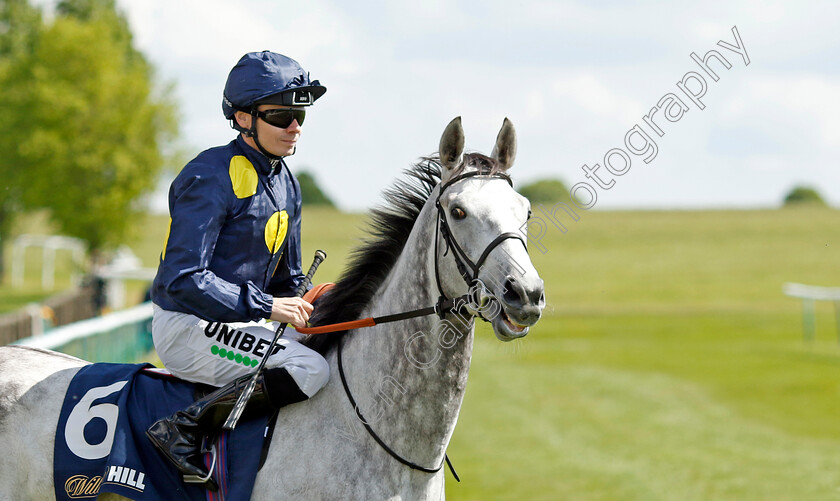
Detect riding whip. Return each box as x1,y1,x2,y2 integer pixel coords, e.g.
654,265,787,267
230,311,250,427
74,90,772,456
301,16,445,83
223,250,327,431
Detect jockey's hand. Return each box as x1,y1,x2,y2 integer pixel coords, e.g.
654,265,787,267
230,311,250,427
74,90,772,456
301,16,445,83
270,297,313,328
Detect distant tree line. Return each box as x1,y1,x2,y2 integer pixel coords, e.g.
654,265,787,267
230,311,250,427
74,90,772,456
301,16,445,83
296,170,335,207
783,186,826,207
0,0,177,277
517,179,831,209
517,179,570,205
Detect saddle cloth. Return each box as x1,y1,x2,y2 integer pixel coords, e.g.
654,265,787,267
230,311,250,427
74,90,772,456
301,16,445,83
54,363,269,501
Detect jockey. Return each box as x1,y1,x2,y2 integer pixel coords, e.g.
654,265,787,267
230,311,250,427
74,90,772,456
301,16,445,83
146,51,329,486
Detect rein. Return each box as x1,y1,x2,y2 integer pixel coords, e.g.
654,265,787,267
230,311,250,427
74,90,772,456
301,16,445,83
301,170,527,482
295,294,474,335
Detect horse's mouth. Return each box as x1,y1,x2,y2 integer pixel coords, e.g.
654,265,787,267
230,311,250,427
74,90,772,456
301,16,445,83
491,307,531,341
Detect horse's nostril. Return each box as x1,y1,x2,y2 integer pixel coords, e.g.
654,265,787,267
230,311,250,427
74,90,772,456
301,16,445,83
502,277,522,305
501,277,545,308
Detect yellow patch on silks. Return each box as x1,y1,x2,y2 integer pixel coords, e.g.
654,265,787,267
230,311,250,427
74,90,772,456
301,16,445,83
264,210,289,254
229,155,258,198
161,218,172,260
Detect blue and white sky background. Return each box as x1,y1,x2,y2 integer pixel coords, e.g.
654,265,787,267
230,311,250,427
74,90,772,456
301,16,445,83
109,0,839,212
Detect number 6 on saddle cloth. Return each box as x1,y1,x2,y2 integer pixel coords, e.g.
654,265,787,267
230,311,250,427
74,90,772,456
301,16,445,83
54,363,270,500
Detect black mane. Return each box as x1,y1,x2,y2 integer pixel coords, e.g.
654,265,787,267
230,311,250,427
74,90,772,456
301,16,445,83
303,153,500,355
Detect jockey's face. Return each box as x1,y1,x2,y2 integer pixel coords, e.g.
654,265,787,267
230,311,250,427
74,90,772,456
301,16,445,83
236,104,303,157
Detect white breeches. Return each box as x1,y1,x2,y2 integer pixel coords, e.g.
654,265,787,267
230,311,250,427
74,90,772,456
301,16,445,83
151,305,329,397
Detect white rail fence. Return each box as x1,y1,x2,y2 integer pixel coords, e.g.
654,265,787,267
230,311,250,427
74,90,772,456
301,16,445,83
783,282,840,342
14,302,154,363
12,234,86,289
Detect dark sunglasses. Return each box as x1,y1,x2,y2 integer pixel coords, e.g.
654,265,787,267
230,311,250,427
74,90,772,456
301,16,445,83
255,108,306,128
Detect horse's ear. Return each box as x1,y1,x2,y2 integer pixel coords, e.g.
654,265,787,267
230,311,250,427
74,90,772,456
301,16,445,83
491,118,517,171
439,116,465,172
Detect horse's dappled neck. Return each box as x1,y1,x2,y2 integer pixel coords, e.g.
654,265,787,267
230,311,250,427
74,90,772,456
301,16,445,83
303,159,441,355
304,154,501,356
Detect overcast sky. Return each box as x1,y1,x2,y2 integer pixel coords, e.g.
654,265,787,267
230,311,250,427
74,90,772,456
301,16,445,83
114,0,840,212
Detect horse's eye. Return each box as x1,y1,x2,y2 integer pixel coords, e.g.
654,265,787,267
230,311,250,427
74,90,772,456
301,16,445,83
451,207,467,220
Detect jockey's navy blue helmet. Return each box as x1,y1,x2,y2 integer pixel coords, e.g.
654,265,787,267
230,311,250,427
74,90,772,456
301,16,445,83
222,51,326,120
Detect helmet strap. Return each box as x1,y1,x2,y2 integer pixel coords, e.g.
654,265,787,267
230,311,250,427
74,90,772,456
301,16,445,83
229,115,252,136
230,108,295,161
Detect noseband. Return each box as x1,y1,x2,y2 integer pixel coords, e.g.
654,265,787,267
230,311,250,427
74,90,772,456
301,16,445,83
433,170,529,311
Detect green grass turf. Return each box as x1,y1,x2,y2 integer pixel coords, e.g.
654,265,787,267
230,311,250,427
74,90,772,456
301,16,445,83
6,204,840,499
446,207,840,500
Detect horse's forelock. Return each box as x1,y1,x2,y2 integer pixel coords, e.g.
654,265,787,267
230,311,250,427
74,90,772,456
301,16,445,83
461,152,502,175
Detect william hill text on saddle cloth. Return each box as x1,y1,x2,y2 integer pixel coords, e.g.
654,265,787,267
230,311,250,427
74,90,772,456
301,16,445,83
145,51,330,484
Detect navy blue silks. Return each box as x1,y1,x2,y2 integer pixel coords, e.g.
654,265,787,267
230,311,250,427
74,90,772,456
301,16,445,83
151,136,305,323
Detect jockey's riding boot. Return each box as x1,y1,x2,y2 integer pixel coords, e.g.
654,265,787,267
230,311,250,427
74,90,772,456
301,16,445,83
146,367,308,489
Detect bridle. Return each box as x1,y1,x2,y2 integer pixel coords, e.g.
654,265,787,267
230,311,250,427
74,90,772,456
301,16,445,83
336,168,529,482
433,170,528,313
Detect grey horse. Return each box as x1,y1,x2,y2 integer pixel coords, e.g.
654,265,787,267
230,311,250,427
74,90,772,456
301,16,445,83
0,117,545,500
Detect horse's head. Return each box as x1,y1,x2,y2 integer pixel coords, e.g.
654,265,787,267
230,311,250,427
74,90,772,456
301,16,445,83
435,117,545,341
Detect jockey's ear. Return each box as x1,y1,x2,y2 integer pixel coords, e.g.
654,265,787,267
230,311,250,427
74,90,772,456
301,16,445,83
491,118,516,171
439,116,465,173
